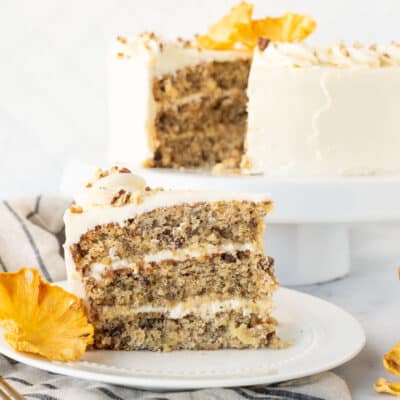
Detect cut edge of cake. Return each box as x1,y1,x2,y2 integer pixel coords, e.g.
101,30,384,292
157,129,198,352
63,166,282,351
108,33,252,170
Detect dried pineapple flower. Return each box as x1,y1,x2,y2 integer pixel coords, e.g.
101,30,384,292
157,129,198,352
196,1,316,51
0,268,93,361
374,343,400,396
384,343,400,377
374,379,400,396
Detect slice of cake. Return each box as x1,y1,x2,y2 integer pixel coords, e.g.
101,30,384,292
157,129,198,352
108,2,315,171
64,166,280,351
244,41,400,176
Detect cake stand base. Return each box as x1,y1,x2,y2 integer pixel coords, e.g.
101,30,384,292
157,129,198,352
267,223,350,286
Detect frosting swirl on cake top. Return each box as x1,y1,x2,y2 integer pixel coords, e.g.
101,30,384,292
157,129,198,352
257,41,400,68
74,167,148,210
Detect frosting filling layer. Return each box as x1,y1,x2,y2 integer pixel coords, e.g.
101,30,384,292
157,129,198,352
87,242,258,279
101,298,273,320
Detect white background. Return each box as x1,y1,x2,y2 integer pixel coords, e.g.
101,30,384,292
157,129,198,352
1,0,400,196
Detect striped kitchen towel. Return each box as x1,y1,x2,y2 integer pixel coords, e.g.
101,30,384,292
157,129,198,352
0,196,352,400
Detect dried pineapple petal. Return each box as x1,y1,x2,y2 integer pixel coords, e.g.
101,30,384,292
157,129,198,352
196,2,316,50
384,343,400,377
252,12,316,43
374,378,400,396
0,268,93,361
196,2,253,50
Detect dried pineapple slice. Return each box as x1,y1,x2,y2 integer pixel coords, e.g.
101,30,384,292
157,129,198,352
374,379,400,396
196,2,254,50
384,343,400,377
196,1,316,51
0,268,93,361
252,13,317,44
375,343,400,396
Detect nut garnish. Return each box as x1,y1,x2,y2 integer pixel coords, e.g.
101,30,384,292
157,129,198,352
117,35,127,44
258,38,270,51
110,189,131,206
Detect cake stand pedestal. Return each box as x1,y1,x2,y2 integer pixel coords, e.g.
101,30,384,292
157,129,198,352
61,162,400,286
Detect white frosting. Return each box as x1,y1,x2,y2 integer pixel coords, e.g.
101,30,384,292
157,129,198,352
64,170,271,284
144,243,256,263
377,42,400,65
113,33,251,76
133,298,271,319
107,34,251,166
84,243,257,281
65,169,270,244
65,189,270,245
75,173,145,209
104,298,273,320
258,42,318,68
258,42,400,68
246,49,400,176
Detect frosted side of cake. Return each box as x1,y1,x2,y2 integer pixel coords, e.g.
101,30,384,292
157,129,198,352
244,42,400,177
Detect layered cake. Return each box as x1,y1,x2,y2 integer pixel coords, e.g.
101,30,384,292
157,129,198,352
64,167,280,351
108,2,315,171
108,33,252,169
244,41,400,176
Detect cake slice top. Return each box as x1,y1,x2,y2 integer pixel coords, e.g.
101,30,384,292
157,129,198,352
112,32,251,77
255,41,400,69
64,166,272,244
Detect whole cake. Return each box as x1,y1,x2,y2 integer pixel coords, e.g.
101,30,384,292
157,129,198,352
244,41,400,176
64,167,280,351
108,2,400,177
108,2,315,172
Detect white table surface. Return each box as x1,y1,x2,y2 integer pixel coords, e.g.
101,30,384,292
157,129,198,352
299,267,398,400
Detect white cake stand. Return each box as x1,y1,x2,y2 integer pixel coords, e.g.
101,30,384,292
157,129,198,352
138,169,400,286
61,162,400,286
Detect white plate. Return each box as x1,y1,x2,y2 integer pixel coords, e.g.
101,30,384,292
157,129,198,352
0,282,365,390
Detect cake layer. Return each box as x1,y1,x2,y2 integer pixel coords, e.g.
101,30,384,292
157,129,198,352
152,92,247,167
153,59,250,102
155,92,247,131
91,310,279,351
245,42,400,176
151,66,248,168
82,251,276,308
152,123,245,168
70,200,268,272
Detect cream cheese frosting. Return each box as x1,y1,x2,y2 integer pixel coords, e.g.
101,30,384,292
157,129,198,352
86,243,258,280
103,298,273,320
257,41,400,68
113,32,251,76
245,43,400,177
64,167,272,289
64,167,271,243
75,172,146,209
